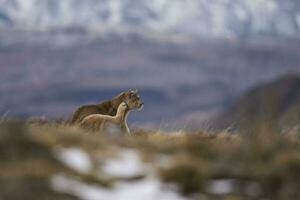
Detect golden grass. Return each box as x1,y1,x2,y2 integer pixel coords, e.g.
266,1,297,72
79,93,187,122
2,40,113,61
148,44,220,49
1,119,300,199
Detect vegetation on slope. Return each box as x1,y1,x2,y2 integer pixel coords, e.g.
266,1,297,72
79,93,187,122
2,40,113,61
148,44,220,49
0,119,300,200
217,74,300,132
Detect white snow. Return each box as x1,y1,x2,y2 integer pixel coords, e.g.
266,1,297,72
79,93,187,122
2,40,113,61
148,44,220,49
297,13,300,28
54,147,92,173
234,5,248,22
101,149,147,178
108,0,122,27
0,0,298,40
275,15,297,36
51,147,185,200
51,174,188,200
207,179,235,195
51,174,108,200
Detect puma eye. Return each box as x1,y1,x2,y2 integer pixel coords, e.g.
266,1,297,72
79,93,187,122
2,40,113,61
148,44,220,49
130,93,137,98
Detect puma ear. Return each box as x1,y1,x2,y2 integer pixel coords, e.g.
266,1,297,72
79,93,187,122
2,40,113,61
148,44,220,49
130,89,138,94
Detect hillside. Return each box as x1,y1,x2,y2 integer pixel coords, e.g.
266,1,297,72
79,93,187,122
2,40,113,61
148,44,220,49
217,74,300,131
1,120,300,200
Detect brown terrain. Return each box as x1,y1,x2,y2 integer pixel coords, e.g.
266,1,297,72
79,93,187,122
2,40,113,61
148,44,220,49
216,74,300,132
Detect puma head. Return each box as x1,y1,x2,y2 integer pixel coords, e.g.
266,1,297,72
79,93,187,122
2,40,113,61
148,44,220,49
123,89,144,110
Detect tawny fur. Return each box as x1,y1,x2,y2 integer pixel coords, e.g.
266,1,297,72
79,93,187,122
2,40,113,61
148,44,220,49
80,102,130,134
70,90,143,124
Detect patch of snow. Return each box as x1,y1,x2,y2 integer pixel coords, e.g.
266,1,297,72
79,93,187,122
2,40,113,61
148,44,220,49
243,0,278,33
0,0,299,41
51,174,108,200
101,149,147,178
54,147,92,173
108,0,122,27
112,178,187,200
234,6,248,22
154,155,172,168
207,179,235,195
275,15,296,36
51,174,188,200
297,13,300,28
210,2,231,37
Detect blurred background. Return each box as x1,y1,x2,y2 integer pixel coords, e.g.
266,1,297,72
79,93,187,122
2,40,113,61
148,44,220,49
2,1,300,200
0,0,300,129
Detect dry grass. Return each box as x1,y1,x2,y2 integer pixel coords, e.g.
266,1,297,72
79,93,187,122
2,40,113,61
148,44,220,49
1,119,300,199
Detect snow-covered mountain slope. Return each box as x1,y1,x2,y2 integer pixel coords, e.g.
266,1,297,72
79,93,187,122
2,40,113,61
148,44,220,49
0,0,300,40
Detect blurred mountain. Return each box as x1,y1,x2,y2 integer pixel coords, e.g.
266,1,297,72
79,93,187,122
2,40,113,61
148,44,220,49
216,74,300,131
1,0,300,43
0,39,299,128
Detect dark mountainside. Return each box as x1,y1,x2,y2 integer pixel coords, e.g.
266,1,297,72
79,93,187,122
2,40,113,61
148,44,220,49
216,74,300,131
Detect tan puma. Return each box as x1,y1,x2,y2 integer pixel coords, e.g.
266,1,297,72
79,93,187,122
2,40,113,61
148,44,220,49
80,101,136,135
70,90,143,124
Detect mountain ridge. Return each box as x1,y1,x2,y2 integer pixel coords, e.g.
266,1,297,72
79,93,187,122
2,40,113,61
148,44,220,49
1,0,300,43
